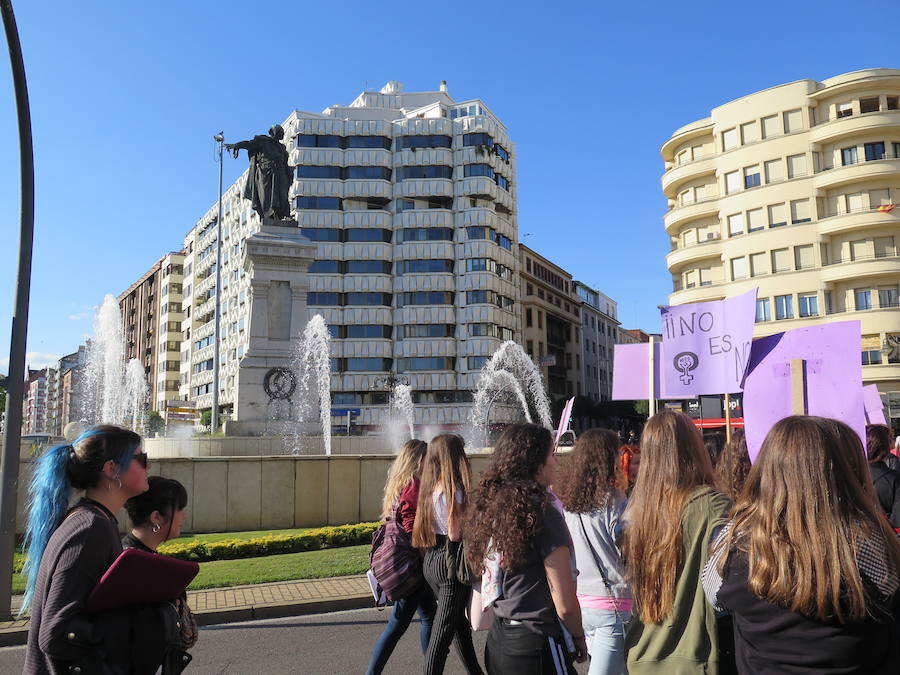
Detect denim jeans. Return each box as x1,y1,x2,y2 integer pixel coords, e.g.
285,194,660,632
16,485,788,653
581,607,630,675
365,582,436,675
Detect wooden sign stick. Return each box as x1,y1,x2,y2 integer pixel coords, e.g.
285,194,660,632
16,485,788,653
790,358,808,415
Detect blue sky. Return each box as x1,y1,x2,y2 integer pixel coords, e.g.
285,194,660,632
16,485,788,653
0,0,897,373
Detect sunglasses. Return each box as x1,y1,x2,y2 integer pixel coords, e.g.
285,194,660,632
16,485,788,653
133,452,149,469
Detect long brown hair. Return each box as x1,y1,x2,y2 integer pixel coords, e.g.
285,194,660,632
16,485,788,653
866,424,893,463
381,439,427,519
412,435,471,548
714,428,752,500
555,428,621,514
466,424,553,572
621,410,718,623
717,416,900,622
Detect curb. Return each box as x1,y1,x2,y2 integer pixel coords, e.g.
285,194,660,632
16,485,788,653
0,593,373,648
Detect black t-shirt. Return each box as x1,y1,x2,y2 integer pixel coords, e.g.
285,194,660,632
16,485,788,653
491,503,571,637
719,547,900,674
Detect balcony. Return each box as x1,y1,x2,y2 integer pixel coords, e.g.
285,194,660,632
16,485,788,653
663,198,719,235
809,109,900,144
821,253,900,283
813,155,900,191
342,179,392,200
661,155,716,199
817,204,900,235
666,238,723,270
394,178,453,200
669,283,727,305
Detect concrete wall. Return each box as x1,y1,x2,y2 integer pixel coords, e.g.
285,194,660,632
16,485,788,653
143,435,405,458
13,453,494,534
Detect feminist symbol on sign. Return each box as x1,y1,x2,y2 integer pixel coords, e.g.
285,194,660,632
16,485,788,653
674,351,699,385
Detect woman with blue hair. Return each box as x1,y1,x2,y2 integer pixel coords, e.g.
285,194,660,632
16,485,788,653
22,424,150,674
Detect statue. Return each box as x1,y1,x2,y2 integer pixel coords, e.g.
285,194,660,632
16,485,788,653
226,124,293,221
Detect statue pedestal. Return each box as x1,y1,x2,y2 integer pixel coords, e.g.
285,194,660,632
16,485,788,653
226,220,317,436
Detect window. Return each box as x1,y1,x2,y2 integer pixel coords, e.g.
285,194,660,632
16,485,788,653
771,248,790,272
784,109,803,132
798,293,818,317
345,166,392,180
775,294,794,320
427,197,453,210
296,134,342,147
840,146,858,166
465,290,513,309
727,213,744,237
875,236,895,258
836,102,853,119
768,203,787,227
344,358,392,372
730,257,747,280
400,291,454,306
855,289,873,310
463,133,494,147
468,356,489,370
888,97,900,110
850,239,868,260
790,199,811,224
346,135,391,149
761,115,780,138
463,164,494,179
346,260,392,274
398,259,453,274
870,189,891,210
295,197,341,210
468,324,514,340
682,229,697,246
398,135,452,150
722,128,739,151
847,192,866,213
345,229,392,243
862,349,882,366
750,252,768,276
879,286,899,308
398,227,454,242
895,142,900,159
396,165,452,180
397,357,454,371
526,308,533,327
307,292,341,306
744,165,761,188
865,141,886,161
398,324,454,338
794,244,815,269
679,189,694,206
747,208,765,232
755,298,770,322
496,174,510,191
297,165,341,179
764,159,783,183
860,97,880,113
308,260,340,273
725,171,741,194
345,325,392,339
786,154,807,178
740,121,759,144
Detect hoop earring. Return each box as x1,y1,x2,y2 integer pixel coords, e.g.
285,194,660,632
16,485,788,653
151,523,161,534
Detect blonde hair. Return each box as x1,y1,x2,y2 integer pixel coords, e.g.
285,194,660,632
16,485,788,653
717,416,900,622
412,435,471,549
381,440,427,519
621,410,718,623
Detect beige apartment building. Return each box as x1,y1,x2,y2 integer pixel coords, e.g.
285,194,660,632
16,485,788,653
662,68,900,422
519,244,582,400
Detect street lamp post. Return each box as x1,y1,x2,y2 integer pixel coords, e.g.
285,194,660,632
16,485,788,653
210,133,224,434
0,0,34,619
372,372,409,392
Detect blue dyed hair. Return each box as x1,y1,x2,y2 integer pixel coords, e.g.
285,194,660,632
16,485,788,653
21,425,141,614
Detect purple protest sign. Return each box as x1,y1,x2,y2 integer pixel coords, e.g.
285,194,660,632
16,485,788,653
611,342,679,400
555,397,575,445
742,321,864,461
659,289,757,397
863,384,887,425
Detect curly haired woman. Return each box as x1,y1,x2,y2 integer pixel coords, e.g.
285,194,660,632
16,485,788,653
467,423,587,674
556,429,630,675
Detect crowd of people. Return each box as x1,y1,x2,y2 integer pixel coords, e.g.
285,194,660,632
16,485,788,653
370,414,900,674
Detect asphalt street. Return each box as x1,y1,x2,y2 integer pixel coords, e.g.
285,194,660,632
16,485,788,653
0,607,591,674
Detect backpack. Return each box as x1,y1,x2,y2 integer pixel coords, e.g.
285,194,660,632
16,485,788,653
369,505,423,601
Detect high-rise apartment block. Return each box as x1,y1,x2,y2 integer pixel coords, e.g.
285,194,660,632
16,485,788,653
179,81,519,429
662,68,900,423
23,368,47,435
572,281,619,402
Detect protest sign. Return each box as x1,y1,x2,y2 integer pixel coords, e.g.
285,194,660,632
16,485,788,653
659,288,757,397
555,397,575,445
742,321,864,461
611,342,679,400
863,384,887,424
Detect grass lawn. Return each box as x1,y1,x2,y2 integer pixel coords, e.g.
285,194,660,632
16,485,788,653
11,544,371,596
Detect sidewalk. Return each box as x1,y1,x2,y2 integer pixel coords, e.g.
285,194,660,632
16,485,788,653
0,574,372,647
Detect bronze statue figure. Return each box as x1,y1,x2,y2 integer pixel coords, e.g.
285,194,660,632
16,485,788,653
226,124,293,221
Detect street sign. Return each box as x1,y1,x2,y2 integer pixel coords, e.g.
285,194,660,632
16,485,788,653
331,408,361,416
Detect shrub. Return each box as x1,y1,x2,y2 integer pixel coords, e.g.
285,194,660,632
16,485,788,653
157,522,381,563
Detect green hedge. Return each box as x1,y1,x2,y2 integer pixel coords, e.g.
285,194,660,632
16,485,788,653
156,522,380,563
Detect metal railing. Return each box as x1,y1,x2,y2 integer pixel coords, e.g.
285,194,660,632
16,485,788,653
815,151,900,173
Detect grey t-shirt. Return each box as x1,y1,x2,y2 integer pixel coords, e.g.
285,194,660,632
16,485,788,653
492,503,570,637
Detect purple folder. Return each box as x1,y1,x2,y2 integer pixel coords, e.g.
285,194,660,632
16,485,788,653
86,547,199,613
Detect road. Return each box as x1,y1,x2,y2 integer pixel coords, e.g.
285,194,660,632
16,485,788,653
0,607,591,673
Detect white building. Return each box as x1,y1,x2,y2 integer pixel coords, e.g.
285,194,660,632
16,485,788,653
179,81,519,432
572,282,619,401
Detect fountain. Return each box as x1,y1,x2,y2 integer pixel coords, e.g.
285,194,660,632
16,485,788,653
285,314,332,454
80,294,149,430
383,383,415,451
468,340,552,448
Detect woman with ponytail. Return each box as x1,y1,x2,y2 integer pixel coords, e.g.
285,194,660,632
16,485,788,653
23,424,150,675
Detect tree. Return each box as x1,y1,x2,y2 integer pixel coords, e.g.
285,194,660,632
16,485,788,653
199,410,212,431
146,410,165,436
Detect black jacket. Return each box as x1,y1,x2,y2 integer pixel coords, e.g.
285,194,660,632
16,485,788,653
871,462,900,529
